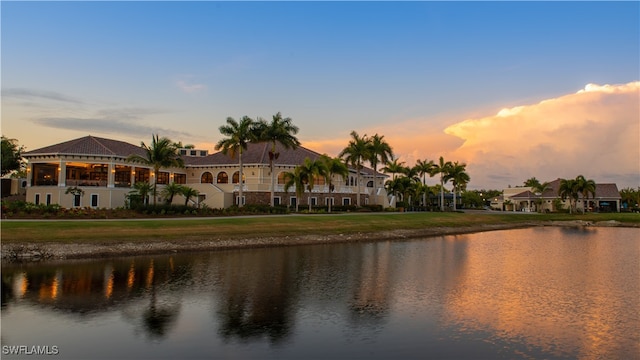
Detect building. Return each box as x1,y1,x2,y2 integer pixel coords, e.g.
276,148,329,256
497,179,621,213
22,135,389,209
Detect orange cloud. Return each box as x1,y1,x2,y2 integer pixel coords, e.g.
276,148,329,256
444,81,640,189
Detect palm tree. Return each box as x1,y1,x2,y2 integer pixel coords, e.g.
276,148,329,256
161,182,184,205
414,159,435,206
215,116,257,208
181,186,199,207
430,156,453,211
558,178,579,214
130,181,153,207
524,177,541,188
127,134,185,206
381,158,406,180
531,181,551,212
254,112,300,207
443,162,470,211
296,157,328,212
575,175,596,213
283,167,305,212
367,134,393,204
320,155,349,213
339,131,370,207
385,176,415,208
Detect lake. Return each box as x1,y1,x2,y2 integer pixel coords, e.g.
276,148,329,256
1,227,638,359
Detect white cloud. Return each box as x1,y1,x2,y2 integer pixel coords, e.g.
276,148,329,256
444,81,640,189
176,80,207,93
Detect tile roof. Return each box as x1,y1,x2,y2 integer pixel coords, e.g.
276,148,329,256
23,136,146,158
511,178,620,199
185,142,382,175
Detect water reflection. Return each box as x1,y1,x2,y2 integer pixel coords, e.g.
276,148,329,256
1,227,638,359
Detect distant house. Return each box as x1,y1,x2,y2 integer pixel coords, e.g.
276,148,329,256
498,178,621,213
22,135,388,209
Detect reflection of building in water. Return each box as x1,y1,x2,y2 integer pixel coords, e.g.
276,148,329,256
350,242,392,316
2,256,192,316
442,229,639,359
212,249,296,344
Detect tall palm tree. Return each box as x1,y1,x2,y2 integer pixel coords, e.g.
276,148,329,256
443,162,470,211
296,157,328,212
339,131,370,207
381,158,406,180
415,159,435,206
367,134,393,204
558,178,579,214
575,175,596,213
320,154,349,213
283,167,305,212
430,156,453,211
215,116,257,208
127,134,184,206
254,112,300,207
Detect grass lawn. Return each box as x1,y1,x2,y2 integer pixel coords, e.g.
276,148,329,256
2,212,638,244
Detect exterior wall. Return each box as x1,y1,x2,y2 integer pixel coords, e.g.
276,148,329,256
26,187,130,208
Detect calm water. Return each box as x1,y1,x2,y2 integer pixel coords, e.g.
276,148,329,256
1,227,638,359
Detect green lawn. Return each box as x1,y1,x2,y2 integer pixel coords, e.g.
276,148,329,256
2,212,638,244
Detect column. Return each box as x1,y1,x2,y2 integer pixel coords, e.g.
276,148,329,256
130,168,136,188
108,163,115,188
58,161,67,187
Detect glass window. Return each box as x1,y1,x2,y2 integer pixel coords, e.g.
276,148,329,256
174,174,187,184
157,172,170,185
91,194,99,207
201,172,213,184
216,172,228,184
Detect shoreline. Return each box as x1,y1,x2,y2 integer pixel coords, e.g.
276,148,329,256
2,220,635,262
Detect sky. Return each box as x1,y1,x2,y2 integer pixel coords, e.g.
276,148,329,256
2,1,639,190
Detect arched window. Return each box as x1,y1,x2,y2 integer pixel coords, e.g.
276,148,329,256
366,180,374,188
232,171,246,184
201,172,213,184
277,172,287,185
217,172,229,184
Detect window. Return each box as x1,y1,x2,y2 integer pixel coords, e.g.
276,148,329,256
290,197,297,207
34,194,40,205
343,198,351,206
310,197,318,206
46,194,52,206
201,172,213,184
91,194,99,207
277,172,287,184
232,171,245,184
367,180,374,188
216,172,228,184
236,196,245,205
325,197,334,206
134,168,150,183
73,194,81,207
157,172,170,185
180,149,187,156
174,173,187,184
200,151,207,157
190,150,197,156
274,196,281,206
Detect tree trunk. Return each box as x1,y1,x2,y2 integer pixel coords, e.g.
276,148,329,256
238,150,243,207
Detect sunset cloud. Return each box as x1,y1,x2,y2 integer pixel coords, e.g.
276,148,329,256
444,81,640,189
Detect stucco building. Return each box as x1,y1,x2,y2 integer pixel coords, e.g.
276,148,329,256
23,135,388,209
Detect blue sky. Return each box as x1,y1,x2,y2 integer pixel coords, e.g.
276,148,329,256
2,1,639,189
